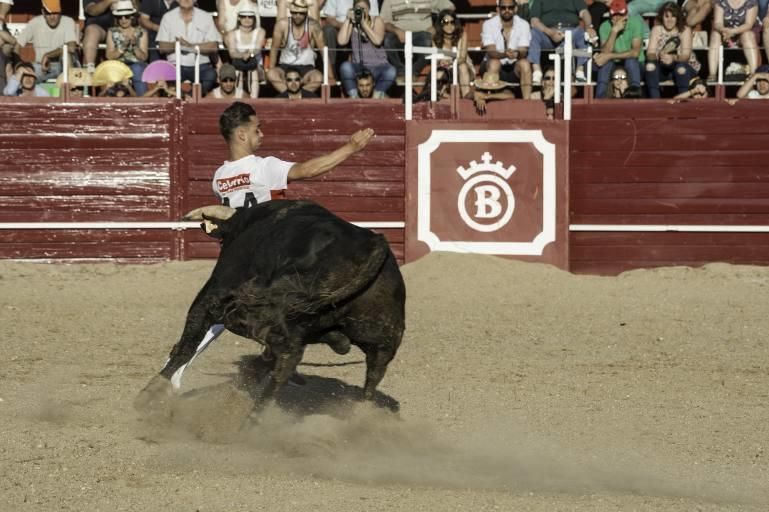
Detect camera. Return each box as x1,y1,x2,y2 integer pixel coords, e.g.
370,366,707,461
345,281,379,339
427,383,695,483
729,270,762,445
353,7,363,24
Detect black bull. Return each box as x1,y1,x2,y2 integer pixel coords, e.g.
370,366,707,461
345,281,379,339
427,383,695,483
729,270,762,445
135,200,406,412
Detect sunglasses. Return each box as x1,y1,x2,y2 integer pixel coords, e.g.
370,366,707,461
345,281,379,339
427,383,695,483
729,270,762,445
221,77,236,82
238,15,256,19
612,74,628,80
499,5,515,10
543,75,555,80
116,14,134,19
286,77,301,82
441,18,455,24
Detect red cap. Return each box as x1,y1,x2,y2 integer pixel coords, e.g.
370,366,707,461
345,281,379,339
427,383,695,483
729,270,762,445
609,0,628,15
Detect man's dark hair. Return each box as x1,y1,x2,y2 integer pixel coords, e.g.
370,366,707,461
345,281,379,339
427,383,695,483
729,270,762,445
219,101,256,143
356,68,373,81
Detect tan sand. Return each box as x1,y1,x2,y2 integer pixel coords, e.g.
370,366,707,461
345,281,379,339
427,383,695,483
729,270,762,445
1,253,767,511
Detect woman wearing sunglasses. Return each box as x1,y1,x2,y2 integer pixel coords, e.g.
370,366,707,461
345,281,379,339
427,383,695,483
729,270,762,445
428,9,474,98
225,7,266,98
106,0,148,95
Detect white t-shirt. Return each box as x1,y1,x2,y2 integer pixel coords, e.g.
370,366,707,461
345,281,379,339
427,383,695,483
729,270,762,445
157,7,222,66
747,90,769,99
211,86,245,98
212,154,294,207
480,14,530,65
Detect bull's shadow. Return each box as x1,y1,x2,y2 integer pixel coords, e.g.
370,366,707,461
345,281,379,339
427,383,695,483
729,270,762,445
179,354,400,419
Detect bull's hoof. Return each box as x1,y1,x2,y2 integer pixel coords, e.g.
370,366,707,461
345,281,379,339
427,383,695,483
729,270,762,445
134,374,174,413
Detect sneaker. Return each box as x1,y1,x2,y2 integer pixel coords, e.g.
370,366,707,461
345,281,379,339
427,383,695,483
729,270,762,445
575,67,587,82
532,69,542,85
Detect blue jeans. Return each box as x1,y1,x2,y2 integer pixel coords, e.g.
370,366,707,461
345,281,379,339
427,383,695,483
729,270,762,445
384,30,432,76
340,61,397,96
529,27,588,69
644,61,696,98
180,63,217,96
128,61,148,96
596,58,641,97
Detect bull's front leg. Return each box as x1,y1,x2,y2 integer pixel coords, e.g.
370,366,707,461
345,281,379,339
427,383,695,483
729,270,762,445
134,295,222,412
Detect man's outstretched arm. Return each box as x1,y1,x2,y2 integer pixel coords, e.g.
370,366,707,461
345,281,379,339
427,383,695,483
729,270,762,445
287,128,375,181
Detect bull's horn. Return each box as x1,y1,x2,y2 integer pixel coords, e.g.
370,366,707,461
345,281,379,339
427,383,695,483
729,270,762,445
183,205,236,221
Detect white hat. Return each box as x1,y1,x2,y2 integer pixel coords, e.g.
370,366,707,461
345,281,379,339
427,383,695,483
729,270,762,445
238,7,258,16
112,0,137,16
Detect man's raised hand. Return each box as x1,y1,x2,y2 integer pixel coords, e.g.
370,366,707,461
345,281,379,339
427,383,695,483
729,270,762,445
349,128,375,151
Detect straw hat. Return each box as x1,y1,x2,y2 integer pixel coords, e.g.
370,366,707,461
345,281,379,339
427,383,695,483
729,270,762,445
112,0,137,16
289,0,311,13
474,72,511,91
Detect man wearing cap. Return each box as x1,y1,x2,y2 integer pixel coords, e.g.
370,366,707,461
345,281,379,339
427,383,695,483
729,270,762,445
529,0,597,85
210,63,246,98
267,0,325,94
593,0,644,98
139,0,178,62
736,65,769,99
156,0,222,95
13,0,79,82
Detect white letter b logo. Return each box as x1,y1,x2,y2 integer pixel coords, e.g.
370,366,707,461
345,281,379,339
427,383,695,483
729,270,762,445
473,185,502,218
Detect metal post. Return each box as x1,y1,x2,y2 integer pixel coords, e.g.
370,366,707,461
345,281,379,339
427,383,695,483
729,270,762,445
430,54,438,102
452,46,458,86
405,31,413,121
62,44,69,85
323,46,329,85
718,44,724,84
551,53,561,105
194,46,200,85
564,30,572,121
175,41,182,99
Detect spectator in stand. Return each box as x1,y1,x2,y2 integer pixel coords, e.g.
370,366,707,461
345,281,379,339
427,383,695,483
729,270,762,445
480,0,532,99
139,0,178,62
277,66,318,97
529,0,597,85
529,66,556,118
143,78,176,96
106,0,149,96
0,20,16,95
673,75,709,99
428,9,473,98
736,64,769,98
3,61,50,96
337,0,395,98
593,0,644,98
380,0,455,80
217,0,259,34
224,6,265,98
645,2,699,98
321,0,380,81
13,0,79,82
84,0,120,72
352,68,376,97
472,71,515,115
210,62,246,97
707,0,759,81
156,0,221,96
607,64,629,97
0,0,12,24
267,0,325,95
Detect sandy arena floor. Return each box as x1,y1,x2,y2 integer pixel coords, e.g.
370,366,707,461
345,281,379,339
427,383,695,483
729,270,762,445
1,253,768,511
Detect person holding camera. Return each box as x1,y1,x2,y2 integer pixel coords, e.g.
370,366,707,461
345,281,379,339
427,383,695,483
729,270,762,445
321,0,380,81
337,0,395,98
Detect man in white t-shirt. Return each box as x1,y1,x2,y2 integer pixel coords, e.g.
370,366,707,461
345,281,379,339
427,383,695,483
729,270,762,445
480,0,533,99
213,101,374,208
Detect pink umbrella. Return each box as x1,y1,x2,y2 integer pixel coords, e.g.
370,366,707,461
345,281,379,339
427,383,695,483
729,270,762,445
142,60,177,83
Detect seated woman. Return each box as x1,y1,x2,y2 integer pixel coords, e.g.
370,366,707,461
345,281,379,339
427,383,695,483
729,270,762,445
224,7,266,98
608,65,630,98
645,2,700,97
707,0,759,80
336,0,395,99
530,67,555,119
105,1,148,96
428,10,474,98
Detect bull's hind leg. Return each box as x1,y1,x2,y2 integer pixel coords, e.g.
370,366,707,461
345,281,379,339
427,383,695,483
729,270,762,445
247,341,306,419
361,343,398,401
